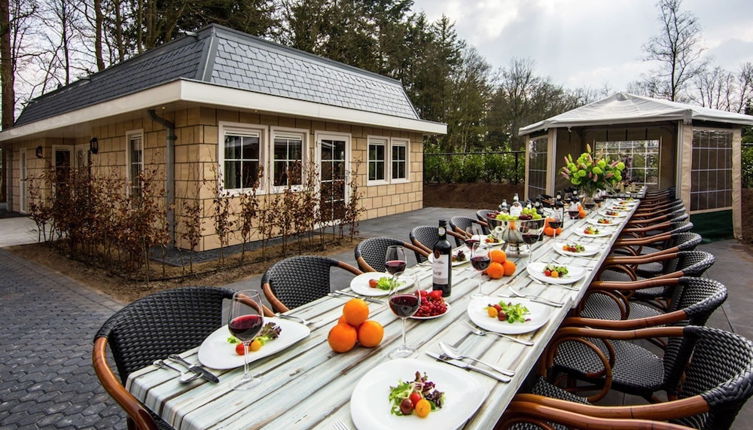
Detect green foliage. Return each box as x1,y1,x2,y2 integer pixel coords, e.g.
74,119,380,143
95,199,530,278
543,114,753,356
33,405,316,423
743,145,753,189
423,151,524,184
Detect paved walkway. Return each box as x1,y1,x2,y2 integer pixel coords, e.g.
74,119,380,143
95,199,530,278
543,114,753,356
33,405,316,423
1,207,752,428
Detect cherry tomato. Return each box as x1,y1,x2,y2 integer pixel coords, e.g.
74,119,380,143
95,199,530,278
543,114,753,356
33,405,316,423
368,279,378,288
409,391,422,406
487,306,498,318
544,269,552,277
235,343,246,355
551,271,560,278
415,399,431,418
249,339,262,351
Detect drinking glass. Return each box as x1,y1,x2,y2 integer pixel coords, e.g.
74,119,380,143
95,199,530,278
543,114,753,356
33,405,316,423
228,290,264,390
470,242,491,297
520,218,545,267
385,245,407,285
388,274,419,358
567,202,580,221
548,211,563,242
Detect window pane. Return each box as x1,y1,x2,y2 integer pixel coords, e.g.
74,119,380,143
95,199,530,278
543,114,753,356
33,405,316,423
225,160,241,189
274,139,288,159
225,136,242,159
273,160,287,186
242,136,259,160
321,140,333,160
241,160,259,188
690,129,733,210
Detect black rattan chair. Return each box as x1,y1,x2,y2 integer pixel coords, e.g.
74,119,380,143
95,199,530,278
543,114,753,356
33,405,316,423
92,286,271,430
477,209,496,224
262,256,362,313
354,237,428,273
449,216,490,241
514,325,753,430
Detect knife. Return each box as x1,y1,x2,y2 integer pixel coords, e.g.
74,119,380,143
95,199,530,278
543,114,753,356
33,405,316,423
425,352,510,383
328,291,382,304
168,355,220,383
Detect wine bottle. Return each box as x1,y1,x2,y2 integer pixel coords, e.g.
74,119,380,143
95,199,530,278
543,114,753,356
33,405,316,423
510,193,522,217
432,220,452,297
499,199,509,214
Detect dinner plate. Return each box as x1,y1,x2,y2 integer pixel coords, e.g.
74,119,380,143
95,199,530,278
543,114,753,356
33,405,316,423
551,241,600,257
429,253,469,267
526,261,586,285
587,218,617,226
411,304,452,320
197,317,310,369
574,227,614,238
350,358,487,430
473,234,504,247
467,296,552,334
600,210,628,218
350,272,414,297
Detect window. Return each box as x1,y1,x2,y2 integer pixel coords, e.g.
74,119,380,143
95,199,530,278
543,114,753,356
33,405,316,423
127,131,143,195
527,136,547,198
368,137,387,183
594,140,660,185
223,129,261,191
391,139,408,181
272,133,304,187
690,129,732,211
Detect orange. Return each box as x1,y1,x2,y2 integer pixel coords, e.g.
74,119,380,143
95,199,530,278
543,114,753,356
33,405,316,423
556,227,563,235
328,323,357,353
489,249,507,264
486,262,504,279
502,260,516,276
543,226,554,236
342,298,369,326
338,315,348,325
357,320,384,347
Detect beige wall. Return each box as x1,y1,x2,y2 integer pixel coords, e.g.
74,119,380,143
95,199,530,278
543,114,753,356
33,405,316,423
8,106,425,251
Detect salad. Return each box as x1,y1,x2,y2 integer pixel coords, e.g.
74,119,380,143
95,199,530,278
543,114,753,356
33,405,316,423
543,264,569,278
389,371,445,418
369,276,404,291
583,226,600,235
485,301,530,323
562,243,585,253
596,218,612,225
604,210,620,216
228,322,282,354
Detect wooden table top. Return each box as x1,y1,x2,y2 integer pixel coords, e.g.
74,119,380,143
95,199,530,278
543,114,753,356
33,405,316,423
126,199,638,430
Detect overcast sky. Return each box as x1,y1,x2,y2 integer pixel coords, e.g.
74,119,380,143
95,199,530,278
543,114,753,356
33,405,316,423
411,0,753,91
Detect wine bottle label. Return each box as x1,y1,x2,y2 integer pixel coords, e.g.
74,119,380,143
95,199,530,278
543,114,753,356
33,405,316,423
510,206,522,217
438,227,446,235
432,254,449,284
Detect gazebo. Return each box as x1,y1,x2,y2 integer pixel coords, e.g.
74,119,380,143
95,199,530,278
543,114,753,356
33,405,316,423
519,92,753,240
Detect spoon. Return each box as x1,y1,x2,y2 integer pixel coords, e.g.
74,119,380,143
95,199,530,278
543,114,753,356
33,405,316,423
153,359,200,383
438,342,515,376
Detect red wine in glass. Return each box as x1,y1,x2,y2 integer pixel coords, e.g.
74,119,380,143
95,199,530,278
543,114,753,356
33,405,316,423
521,233,539,245
229,315,263,342
567,209,580,219
389,294,419,318
470,255,490,271
385,260,407,275
464,238,479,248
548,220,563,229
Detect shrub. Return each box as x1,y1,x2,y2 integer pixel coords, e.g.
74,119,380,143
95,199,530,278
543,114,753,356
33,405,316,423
743,145,753,189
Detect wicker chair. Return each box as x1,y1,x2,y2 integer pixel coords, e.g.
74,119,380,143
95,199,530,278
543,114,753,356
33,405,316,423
262,256,362,313
92,286,273,430
508,325,753,430
477,209,496,224
354,237,428,273
554,277,727,402
612,221,694,256
449,215,490,240
409,225,464,263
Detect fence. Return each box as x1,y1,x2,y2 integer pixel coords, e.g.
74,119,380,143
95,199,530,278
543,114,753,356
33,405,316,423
423,151,525,184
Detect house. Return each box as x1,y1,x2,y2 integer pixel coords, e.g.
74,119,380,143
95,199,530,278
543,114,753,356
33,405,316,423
0,24,446,251
519,92,753,240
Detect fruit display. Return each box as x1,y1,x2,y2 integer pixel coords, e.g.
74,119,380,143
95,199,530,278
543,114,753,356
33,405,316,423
327,299,384,352
562,243,585,253
485,301,530,323
414,290,448,317
389,371,445,417
228,322,282,355
543,264,569,278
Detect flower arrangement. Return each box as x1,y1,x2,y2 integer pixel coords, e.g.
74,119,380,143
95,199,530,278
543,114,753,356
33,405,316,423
560,145,626,194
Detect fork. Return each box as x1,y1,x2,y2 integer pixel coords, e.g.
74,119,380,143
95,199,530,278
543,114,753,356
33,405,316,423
276,312,312,326
464,321,534,346
505,286,564,307
332,419,350,430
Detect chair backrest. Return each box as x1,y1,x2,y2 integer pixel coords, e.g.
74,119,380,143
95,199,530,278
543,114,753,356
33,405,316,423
94,286,232,383
668,221,694,235
664,250,715,279
410,225,439,263
670,232,703,252
450,215,490,238
477,210,496,223
355,237,409,272
262,256,343,310
668,326,753,430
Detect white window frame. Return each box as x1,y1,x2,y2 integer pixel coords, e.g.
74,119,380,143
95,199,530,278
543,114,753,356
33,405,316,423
390,138,409,183
367,135,389,186
218,121,267,195
315,131,352,225
269,126,308,193
593,138,661,186
125,129,144,195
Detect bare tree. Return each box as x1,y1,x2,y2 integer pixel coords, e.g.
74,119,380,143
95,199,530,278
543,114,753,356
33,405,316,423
692,65,734,110
640,0,705,101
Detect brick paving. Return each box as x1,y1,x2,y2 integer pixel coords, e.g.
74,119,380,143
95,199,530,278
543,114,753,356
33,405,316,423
0,249,125,429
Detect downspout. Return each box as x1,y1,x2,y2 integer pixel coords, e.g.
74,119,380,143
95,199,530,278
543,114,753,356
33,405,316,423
148,109,176,247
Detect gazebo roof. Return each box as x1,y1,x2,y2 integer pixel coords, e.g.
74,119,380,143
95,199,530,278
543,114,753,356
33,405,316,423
519,92,753,135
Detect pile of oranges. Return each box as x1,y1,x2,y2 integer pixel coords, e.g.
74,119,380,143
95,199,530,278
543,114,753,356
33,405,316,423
543,217,564,237
485,249,516,279
327,298,384,353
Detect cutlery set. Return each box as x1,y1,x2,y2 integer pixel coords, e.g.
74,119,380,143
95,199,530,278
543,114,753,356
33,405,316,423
156,355,220,384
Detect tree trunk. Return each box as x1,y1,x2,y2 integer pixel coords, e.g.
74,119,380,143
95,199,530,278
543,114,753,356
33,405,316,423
0,0,14,129
94,0,104,71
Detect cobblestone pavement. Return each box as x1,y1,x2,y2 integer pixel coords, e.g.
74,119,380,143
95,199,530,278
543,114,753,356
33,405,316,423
0,249,125,429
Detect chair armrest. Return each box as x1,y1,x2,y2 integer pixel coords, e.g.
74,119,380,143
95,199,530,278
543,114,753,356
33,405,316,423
92,337,160,430
337,261,363,276
590,278,679,292
563,309,689,330
605,251,678,265
262,282,289,313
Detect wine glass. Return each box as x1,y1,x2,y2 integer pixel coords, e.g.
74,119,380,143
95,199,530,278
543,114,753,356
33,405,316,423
548,210,563,242
566,202,580,221
470,242,491,297
520,219,545,267
385,245,407,287
464,224,483,250
228,290,264,390
387,245,418,359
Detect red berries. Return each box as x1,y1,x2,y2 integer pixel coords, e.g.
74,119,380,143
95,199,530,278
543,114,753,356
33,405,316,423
414,291,448,317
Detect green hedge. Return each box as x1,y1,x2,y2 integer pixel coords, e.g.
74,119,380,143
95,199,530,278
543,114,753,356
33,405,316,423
743,145,753,188
424,153,524,183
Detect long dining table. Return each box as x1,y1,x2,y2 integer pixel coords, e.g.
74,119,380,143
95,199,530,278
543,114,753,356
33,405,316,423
126,198,640,430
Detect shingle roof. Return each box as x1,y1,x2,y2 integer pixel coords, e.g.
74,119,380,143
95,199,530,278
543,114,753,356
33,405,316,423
14,24,419,127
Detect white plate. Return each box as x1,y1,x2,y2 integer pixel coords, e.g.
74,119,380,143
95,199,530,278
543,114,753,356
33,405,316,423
574,227,613,238
350,272,414,297
467,296,552,334
411,304,452,320
429,253,469,267
350,358,487,430
587,218,617,226
526,262,586,285
474,234,504,247
551,241,600,257
600,210,628,218
197,317,310,370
